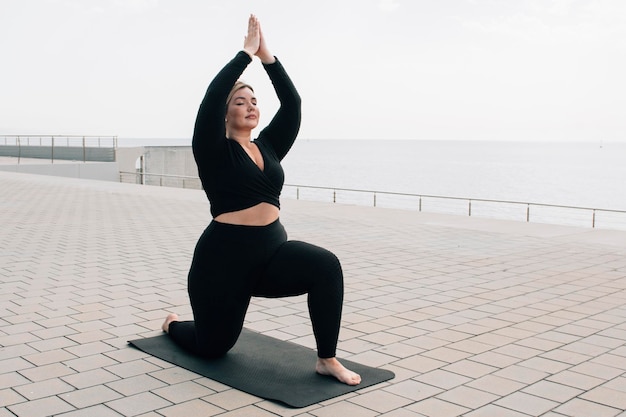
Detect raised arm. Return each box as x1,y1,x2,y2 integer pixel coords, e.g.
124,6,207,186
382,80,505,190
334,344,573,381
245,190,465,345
192,52,251,155
258,59,302,160
255,21,301,160
192,15,261,156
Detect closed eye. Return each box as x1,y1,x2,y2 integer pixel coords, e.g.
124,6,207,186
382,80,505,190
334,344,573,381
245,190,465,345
234,100,257,106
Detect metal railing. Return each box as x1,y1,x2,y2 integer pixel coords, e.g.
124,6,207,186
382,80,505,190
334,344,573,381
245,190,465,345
119,171,202,189
285,184,626,229
0,135,118,163
118,171,626,230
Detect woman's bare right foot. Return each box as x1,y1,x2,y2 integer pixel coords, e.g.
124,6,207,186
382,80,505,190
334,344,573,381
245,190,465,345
316,357,361,386
161,313,179,333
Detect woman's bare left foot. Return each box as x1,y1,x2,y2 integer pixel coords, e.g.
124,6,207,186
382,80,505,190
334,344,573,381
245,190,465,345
316,357,361,386
161,313,179,333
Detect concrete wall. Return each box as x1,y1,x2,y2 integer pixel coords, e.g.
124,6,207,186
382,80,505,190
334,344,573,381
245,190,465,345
0,161,119,181
0,145,199,187
142,146,201,189
0,145,115,162
115,147,146,184
143,146,197,176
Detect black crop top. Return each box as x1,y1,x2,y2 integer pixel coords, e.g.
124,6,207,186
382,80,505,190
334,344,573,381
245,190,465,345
192,51,301,218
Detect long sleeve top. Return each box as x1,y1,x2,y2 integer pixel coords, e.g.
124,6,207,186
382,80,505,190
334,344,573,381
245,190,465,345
192,51,301,218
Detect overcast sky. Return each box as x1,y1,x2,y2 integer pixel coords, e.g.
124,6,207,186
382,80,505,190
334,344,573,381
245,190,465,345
1,0,624,142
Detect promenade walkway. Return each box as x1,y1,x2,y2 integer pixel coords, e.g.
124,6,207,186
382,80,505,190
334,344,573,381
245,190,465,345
1,170,625,417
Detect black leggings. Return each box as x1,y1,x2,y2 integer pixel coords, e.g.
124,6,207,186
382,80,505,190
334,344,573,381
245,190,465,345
168,219,344,358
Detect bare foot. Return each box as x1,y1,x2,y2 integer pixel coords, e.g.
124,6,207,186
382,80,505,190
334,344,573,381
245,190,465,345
316,357,361,386
161,313,179,333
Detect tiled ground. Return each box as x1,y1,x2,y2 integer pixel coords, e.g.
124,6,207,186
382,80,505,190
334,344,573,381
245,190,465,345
1,170,626,417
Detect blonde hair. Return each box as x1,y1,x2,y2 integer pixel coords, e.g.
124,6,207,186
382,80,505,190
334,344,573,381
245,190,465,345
226,81,254,106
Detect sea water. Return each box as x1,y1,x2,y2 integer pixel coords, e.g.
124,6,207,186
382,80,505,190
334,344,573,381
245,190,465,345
118,138,626,229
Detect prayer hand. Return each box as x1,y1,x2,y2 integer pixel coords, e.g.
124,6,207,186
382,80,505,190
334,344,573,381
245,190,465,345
243,14,260,58
256,20,275,64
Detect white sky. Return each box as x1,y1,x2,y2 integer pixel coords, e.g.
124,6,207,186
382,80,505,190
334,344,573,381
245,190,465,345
1,0,625,141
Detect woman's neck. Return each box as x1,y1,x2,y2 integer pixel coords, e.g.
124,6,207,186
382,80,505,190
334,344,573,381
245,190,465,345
226,129,252,145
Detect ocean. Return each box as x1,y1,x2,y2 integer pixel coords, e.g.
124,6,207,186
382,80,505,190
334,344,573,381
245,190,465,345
118,138,626,230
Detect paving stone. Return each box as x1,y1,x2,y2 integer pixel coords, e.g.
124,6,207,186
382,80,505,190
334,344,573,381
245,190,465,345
19,362,76,382
54,404,124,417
105,359,162,379
151,380,215,404
62,368,120,390
309,401,379,417
0,371,30,390
105,391,172,416
522,380,582,403
60,385,122,408
13,378,75,400
211,405,281,416
2,171,626,416
64,353,119,373
202,389,261,411
493,364,549,384
23,348,77,366
547,370,605,390
148,367,201,385
7,395,75,417
156,399,223,417
436,385,499,410
464,404,533,417
466,374,525,397
383,379,443,402
105,374,167,396
348,390,413,413
406,397,470,417
0,388,27,407
414,369,472,390
580,386,626,411
553,398,623,417
495,391,559,416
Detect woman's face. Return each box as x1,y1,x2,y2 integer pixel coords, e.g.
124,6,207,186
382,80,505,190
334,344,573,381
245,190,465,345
226,87,259,131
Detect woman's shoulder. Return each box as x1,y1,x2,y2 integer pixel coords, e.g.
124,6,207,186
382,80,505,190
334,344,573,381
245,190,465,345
254,137,279,156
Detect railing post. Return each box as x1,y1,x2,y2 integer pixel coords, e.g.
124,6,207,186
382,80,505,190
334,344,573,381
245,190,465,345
373,192,377,207
592,209,596,228
82,136,86,162
469,199,472,216
419,196,422,212
333,190,336,203
526,204,530,222
297,187,300,200
51,136,54,164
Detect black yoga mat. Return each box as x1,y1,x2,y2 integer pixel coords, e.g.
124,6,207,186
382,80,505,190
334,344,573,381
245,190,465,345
129,328,395,408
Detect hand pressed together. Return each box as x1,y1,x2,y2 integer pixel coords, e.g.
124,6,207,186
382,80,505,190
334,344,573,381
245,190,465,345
243,14,275,64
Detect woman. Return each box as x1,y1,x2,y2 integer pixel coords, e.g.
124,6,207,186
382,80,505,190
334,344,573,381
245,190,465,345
162,15,361,386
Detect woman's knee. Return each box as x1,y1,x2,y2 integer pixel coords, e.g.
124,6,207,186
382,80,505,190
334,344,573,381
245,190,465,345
317,247,342,275
194,324,242,358
301,244,343,287
197,340,235,358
